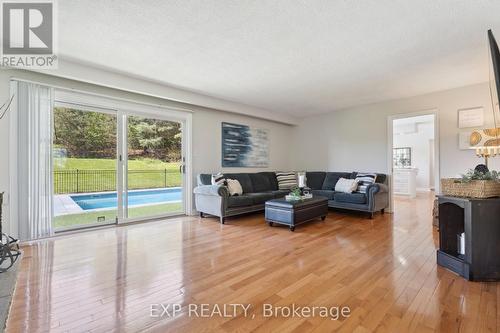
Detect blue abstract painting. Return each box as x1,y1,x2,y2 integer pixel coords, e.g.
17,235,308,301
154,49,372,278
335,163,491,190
222,122,269,167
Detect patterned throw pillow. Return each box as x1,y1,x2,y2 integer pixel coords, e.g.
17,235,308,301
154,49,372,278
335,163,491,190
276,172,297,190
211,172,227,186
355,173,377,193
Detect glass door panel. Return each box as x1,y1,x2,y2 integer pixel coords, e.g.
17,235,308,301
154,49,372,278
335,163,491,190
53,105,118,230
125,115,183,219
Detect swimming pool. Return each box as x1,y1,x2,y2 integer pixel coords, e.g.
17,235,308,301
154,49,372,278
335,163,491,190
71,188,182,210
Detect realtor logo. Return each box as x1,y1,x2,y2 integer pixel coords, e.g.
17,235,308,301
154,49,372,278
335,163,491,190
1,0,57,68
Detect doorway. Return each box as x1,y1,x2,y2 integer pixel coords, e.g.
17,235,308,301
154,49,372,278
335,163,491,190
387,112,439,212
52,92,189,231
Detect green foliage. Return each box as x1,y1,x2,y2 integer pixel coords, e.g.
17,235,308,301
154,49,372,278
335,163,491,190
54,107,116,157
290,186,302,197
53,157,179,171
54,108,181,161
459,169,500,183
54,202,182,228
127,115,181,161
53,158,181,194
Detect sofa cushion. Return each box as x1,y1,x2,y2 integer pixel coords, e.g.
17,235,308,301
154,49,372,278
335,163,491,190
355,173,377,193
262,172,279,190
322,172,351,190
227,179,243,196
334,192,367,205
271,190,289,198
223,173,253,193
335,178,359,193
249,173,274,192
246,192,275,205
211,172,227,186
198,174,212,185
276,172,297,190
311,190,335,200
376,174,387,184
305,172,326,190
227,195,254,208
350,172,387,184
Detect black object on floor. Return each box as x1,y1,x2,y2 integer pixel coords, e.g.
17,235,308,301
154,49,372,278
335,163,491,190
0,234,20,273
437,195,500,281
0,192,21,273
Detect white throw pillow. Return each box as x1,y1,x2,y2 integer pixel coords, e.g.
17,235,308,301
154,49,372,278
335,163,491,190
226,179,243,196
335,178,358,193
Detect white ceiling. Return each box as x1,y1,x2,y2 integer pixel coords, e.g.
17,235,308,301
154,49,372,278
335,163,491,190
58,0,500,118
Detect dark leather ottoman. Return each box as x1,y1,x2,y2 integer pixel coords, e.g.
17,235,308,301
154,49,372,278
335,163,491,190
265,196,328,231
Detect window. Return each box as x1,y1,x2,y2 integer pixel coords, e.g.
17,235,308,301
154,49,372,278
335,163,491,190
393,147,411,168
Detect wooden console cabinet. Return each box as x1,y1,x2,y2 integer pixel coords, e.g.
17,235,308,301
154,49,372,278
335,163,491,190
437,195,500,281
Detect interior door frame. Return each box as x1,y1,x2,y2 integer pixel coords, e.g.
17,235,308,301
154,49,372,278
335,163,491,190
386,109,440,213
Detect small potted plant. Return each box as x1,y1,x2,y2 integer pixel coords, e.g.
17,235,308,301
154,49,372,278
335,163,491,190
285,186,303,201
290,187,302,198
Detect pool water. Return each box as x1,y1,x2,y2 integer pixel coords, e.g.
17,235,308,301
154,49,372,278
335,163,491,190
71,188,182,210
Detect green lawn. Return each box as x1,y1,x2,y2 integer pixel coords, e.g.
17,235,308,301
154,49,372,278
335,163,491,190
54,157,180,171
54,158,181,193
54,202,183,229
53,158,183,229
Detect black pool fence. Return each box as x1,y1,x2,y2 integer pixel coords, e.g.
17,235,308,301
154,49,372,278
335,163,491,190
54,169,181,194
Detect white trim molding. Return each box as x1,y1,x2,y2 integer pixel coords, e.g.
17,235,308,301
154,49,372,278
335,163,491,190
387,109,440,212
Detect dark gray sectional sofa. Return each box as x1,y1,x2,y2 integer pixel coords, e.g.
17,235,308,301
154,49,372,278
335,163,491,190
194,171,389,224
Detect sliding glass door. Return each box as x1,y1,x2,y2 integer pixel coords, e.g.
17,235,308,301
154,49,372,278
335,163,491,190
53,101,186,231
53,105,118,230
124,114,183,220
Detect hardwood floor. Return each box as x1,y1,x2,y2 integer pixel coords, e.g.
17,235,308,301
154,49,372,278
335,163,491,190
6,193,499,332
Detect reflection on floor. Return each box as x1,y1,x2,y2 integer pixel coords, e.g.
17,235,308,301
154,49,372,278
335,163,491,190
7,192,498,332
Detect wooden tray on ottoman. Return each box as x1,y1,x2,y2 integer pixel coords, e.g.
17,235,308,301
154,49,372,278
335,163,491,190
265,196,328,231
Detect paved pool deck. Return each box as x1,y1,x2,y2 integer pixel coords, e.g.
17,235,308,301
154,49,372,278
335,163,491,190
54,194,83,216
54,187,182,216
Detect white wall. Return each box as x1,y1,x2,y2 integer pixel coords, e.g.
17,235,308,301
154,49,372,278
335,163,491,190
37,59,299,125
0,69,294,236
393,118,435,190
292,82,500,178
192,110,292,175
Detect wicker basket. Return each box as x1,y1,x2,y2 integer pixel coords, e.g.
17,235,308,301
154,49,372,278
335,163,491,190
441,178,500,198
